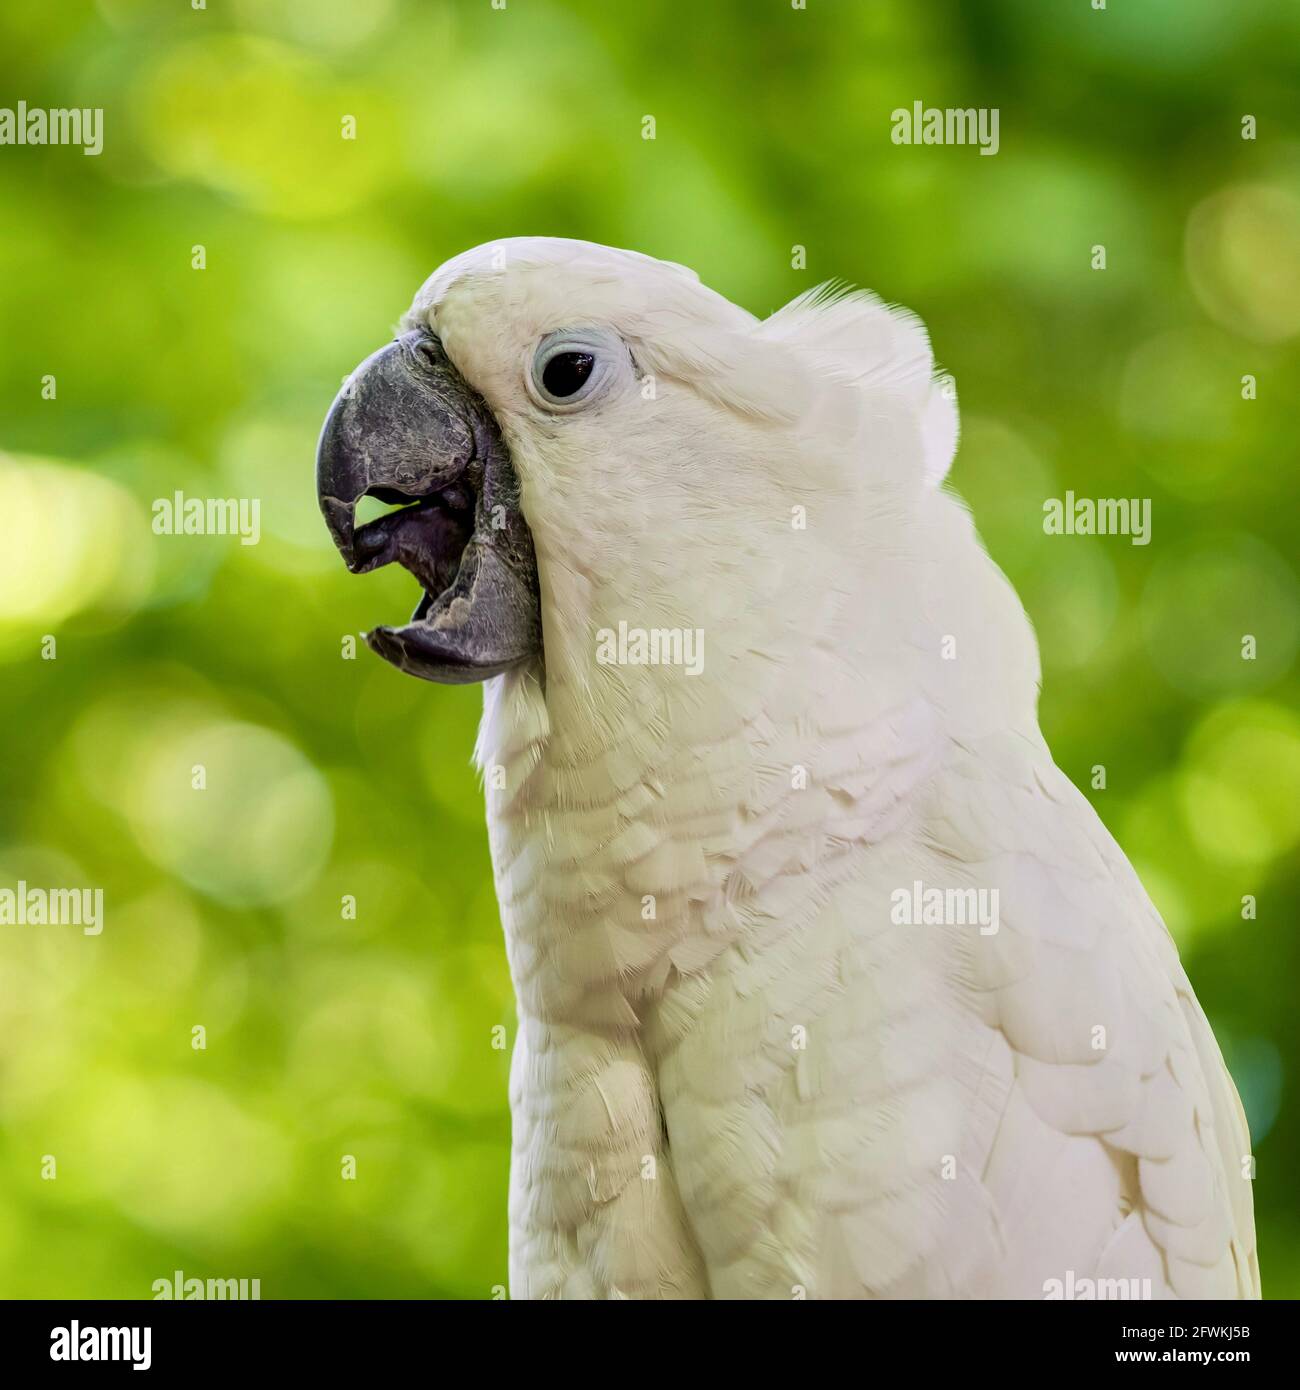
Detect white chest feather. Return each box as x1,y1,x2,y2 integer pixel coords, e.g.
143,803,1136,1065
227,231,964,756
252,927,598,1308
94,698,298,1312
478,666,1257,1300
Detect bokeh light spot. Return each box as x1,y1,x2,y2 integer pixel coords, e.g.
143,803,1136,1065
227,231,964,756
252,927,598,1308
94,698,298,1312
1186,184,1300,345
125,716,334,907
0,455,154,646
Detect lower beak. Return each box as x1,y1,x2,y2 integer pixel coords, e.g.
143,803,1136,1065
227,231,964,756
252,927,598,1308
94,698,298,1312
316,329,541,684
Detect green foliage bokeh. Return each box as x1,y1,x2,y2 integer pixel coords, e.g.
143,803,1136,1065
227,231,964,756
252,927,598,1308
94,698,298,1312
0,0,1297,1298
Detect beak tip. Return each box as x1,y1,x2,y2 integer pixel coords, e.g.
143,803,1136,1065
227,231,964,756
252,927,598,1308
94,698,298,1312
318,495,358,566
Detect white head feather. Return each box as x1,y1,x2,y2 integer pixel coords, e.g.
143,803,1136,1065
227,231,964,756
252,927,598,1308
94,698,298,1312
401,237,1039,783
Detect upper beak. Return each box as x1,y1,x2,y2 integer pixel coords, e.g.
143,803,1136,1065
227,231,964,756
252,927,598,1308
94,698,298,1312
316,328,541,684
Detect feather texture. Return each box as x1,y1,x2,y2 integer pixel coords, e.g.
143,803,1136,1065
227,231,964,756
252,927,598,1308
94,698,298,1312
401,238,1258,1299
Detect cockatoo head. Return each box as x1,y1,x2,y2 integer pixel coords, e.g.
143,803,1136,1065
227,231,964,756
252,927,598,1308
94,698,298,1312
318,237,1032,741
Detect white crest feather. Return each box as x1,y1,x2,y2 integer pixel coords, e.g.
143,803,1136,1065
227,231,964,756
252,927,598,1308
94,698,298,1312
761,281,959,484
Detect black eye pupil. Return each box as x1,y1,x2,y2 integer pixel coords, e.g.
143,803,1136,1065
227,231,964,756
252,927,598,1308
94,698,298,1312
542,351,594,398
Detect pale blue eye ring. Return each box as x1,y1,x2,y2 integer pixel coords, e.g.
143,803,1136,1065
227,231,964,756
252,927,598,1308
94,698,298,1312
528,329,624,411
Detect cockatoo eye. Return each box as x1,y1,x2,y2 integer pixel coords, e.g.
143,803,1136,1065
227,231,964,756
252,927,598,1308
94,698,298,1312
529,329,622,410
542,351,594,397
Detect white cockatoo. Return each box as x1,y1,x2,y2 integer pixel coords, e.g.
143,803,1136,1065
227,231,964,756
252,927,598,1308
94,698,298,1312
316,237,1259,1300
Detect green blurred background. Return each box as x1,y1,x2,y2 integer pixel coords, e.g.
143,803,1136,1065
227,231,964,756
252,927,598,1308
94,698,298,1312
1,0,1297,1298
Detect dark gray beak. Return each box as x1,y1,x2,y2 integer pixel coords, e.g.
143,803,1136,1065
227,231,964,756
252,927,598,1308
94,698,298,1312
316,329,541,684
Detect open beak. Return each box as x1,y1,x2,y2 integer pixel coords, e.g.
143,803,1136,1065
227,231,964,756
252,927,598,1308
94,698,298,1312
316,329,541,684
